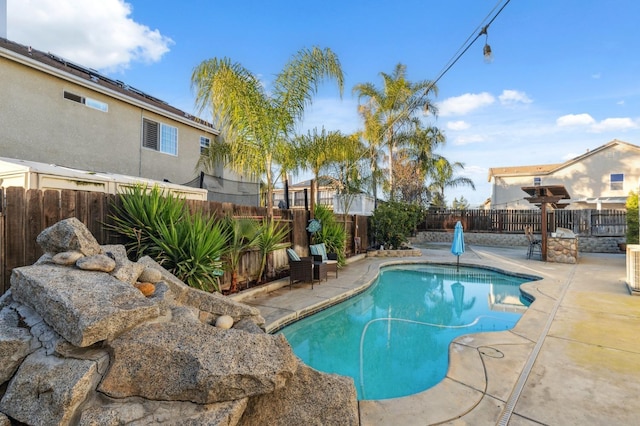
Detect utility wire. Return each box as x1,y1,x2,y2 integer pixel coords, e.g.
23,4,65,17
429,0,512,90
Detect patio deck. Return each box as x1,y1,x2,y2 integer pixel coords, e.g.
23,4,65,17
232,243,640,425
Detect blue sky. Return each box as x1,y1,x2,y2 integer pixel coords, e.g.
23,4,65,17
6,0,640,206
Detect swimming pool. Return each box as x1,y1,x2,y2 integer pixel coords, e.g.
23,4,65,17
278,264,536,400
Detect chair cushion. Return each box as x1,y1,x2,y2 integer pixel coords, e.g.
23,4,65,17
310,243,328,262
287,248,301,261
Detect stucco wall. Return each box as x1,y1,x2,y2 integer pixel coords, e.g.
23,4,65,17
0,56,215,185
413,231,624,254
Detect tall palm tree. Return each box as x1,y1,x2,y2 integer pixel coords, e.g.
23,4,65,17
353,63,438,200
292,127,345,203
191,47,344,217
427,158,476,208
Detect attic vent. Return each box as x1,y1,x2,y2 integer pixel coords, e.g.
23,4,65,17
63,90,108,112
142,118,159,150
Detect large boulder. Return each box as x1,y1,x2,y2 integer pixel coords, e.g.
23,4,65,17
238,363,359,426
99,317,298,403
0,348,108,425
0,306,33,383
36,217,101,256
78,396,248,426
10,264,160,347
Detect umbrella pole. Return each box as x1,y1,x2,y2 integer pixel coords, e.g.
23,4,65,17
457,255,460,272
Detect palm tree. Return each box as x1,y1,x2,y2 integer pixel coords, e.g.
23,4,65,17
191,47,344,218
394,125,446,205
222,217,259,293
292,127,345,204
255,218,290,284
427,158,476,208
353,63,438,200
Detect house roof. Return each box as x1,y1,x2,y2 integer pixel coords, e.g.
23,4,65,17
487,139,640,181
0,37,217,134
289,176,339,188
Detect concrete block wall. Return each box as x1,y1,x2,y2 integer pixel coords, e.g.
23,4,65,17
413,232,624,254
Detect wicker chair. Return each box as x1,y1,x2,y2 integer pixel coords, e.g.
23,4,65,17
309,243,338,278
287,249,325,289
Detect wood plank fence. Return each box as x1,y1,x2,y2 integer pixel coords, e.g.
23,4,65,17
0,187,368,296
419,208,626,236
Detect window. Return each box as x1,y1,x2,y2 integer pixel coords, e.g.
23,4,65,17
63,90,108,112
610,173,624,191
142,118,178,155
200,136,211,154
533,177,541,186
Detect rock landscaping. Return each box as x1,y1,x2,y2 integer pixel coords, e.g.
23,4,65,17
0,217,358,425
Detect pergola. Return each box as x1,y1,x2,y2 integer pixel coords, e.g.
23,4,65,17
521,185,571,261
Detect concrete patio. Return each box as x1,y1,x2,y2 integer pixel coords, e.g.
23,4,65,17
232,243,640,425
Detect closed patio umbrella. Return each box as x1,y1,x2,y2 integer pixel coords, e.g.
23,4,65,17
451,221,465,271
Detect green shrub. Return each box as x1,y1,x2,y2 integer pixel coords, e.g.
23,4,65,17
107,184,186,260
108,184,228,292
151,213,228,292
370,201,424,249
626,191,639,244
311,205,346,265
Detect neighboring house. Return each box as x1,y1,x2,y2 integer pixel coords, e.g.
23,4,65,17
0,37,259,205
487,139,640,210
272,177,375,215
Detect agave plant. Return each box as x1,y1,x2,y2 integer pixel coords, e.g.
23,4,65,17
255,218,290,283
107,184,186,259
150,212,228,292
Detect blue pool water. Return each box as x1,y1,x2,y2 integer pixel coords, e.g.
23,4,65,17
278,264,535,400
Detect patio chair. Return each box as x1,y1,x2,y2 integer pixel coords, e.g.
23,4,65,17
524,226,542,259
309,243,338,278
287,248,325,289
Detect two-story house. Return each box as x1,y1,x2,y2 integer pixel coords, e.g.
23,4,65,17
0,37,259,205
487,139,640,210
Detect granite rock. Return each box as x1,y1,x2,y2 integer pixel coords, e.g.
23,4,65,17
10,264,160,347
36,217,101,256
99,319,298,403
0,348,108,425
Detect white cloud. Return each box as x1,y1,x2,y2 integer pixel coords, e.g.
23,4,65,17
590,117,638,133
437,92,495,117
556,113,638,133
591,73,601,79
446,120,470,131
556,113,596,127
499,89,532,105
7,0,173,71
617,100,625,105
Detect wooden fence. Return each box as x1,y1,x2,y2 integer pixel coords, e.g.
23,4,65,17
0,187,369,296
419,208,626,236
